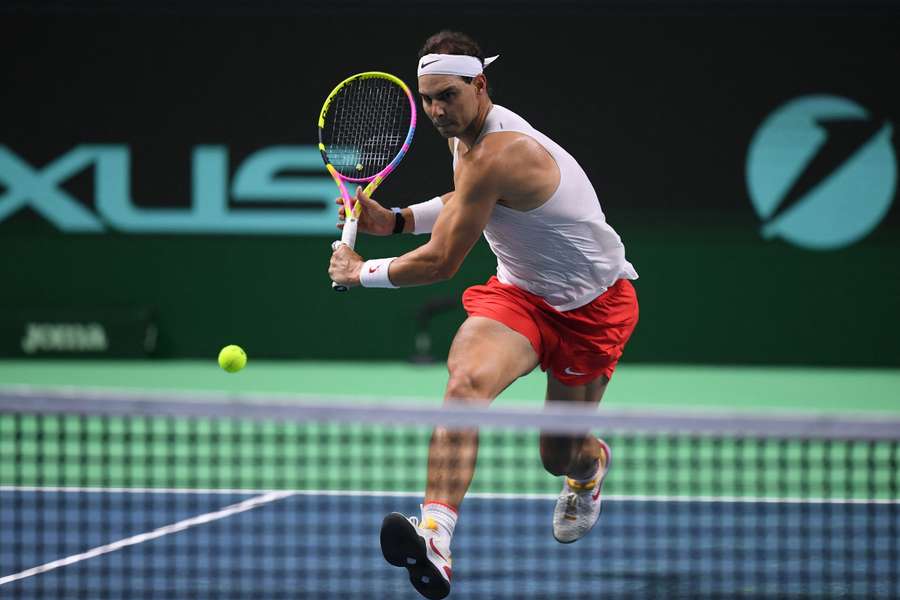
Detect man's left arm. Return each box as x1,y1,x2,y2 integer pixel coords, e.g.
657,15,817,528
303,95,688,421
328,157,500,288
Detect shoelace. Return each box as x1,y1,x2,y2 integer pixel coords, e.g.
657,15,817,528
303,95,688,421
409,516,440,532
563,494,578,520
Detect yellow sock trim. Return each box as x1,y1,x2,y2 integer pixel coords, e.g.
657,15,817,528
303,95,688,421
566,448,607,490
566,476,598,491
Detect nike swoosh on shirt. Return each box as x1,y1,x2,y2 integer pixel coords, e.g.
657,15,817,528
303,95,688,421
563,367,586,376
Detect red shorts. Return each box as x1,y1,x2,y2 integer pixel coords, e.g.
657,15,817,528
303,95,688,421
462,277,639,385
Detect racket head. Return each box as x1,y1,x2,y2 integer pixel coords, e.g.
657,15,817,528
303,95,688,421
318,71,417,185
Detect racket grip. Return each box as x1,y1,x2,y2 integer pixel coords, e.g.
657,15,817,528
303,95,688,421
340,217,359,250
331,218,359,292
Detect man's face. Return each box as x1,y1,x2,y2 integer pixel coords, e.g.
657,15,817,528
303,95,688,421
417,74,480,138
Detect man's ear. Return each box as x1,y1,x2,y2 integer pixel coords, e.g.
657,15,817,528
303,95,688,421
475,74,487,94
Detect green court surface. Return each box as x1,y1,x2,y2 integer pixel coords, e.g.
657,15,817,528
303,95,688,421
3,414,895,500
2,361,898,502
1,360,899,414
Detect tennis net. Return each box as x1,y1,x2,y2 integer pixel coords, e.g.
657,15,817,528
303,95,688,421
1,386,898,599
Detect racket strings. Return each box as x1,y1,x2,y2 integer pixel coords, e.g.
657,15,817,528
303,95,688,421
324,77,410,178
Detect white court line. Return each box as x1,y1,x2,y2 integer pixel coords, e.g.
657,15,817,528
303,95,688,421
0,490,295,587
2,487,896,585
1,485,898,505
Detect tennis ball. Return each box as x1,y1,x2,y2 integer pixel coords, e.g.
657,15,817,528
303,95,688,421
218,344,247,373
356,162,364,171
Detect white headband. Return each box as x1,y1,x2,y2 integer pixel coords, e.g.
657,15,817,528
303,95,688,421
417,53,500,78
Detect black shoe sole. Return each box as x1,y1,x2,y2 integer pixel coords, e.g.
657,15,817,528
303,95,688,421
380,512,451,600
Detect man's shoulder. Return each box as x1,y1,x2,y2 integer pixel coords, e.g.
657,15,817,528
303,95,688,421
467,131,542,163
472,132,552,179
455,132,553,200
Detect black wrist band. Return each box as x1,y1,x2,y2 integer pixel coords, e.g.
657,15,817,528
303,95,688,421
391,208,406,234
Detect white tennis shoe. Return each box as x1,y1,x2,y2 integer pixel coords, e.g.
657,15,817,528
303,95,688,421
381,512,452,600
552,439,612,544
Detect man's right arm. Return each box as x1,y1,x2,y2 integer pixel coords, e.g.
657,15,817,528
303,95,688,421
383,158,499,286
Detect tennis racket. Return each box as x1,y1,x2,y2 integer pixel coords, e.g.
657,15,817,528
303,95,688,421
318,71,417,291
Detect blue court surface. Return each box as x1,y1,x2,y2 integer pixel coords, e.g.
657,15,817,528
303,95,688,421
1,490,897,599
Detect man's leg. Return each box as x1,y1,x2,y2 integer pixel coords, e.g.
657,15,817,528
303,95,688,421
540,372,609,479
542,372,612,544
426,316,539,507
381,316,538,599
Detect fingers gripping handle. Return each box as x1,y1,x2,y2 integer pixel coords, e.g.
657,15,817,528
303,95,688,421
330,182,374,292
331,218,359,292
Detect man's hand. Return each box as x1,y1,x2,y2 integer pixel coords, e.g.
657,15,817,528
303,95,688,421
329,242,364,288
336,187,395,236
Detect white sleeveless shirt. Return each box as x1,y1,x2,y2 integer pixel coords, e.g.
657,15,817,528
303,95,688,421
453,104,638,311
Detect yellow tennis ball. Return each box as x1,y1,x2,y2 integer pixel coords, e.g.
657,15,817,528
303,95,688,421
356,162,364,171
218,344,247,373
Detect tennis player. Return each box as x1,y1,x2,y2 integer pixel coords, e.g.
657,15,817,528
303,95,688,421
329,30,638,599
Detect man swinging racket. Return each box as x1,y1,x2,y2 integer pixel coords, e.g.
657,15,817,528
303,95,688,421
329,30,639,600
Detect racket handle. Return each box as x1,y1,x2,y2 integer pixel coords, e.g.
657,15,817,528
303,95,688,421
331,218,359,292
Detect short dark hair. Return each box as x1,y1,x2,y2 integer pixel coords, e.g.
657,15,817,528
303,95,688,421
419,30,484,62
418,30,484,84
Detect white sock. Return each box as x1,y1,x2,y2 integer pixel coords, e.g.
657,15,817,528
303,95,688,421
421,501,458,542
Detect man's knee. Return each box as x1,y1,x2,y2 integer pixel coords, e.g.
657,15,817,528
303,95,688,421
444,364,492,406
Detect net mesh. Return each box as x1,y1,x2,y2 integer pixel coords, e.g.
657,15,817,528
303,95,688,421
321,75,410,178
1,388,898,599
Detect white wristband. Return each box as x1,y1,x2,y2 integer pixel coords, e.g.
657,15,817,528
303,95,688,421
359,257,398,288
410,196,444,235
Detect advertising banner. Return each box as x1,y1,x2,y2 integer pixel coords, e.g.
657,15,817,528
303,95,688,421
2,16,898,364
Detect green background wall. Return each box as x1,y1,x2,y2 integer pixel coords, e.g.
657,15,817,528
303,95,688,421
2,16,898,365
4,218,898,365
